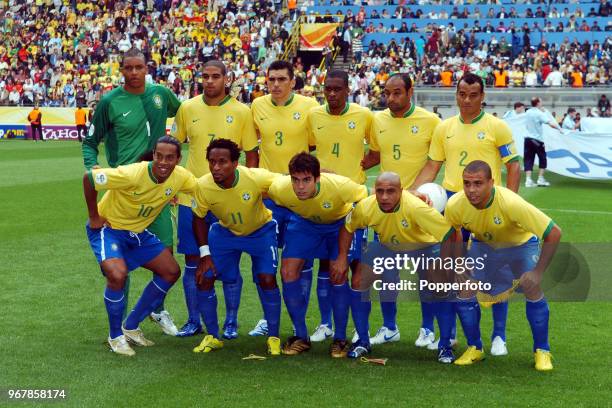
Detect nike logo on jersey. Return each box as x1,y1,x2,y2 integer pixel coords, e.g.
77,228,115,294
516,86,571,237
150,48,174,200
122,111,132,117
379,129,387,133
446,134,454,139
384,332,399,341
192,118,201,123
133,191,143,196
317,126,324,130
259,117,268,121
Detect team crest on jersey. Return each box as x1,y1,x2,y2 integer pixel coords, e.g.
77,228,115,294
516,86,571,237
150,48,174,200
94,172,107,185
88,124,95,137
191,198,197,209
411,125,419,134
242,192,252,201
322,201,332,209
293,112,301,120
153,94,162,109
226,115,234,124
493,216,503,225
111,243,118,251
347,121,356,130
401,219,409,228
477,131,486,140
165,188,173,197
483,232,493,240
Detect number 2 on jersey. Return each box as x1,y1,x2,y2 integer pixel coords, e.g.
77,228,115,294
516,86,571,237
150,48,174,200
459,150,468,167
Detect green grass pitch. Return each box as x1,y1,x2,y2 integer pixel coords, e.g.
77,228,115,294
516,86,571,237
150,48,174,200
1,140,612,406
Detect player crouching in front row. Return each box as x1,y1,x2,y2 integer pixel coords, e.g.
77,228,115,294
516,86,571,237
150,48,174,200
267,153,369,357
332,172,458,361
445,160,561,371
84,136,197,356
190,139,283,356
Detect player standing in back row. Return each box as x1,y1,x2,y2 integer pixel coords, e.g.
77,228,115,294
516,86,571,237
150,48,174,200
82,48,182,336
307,70,373,343
361,73,442,348
171,60,259,339
411,72,521,356
249,60,319,337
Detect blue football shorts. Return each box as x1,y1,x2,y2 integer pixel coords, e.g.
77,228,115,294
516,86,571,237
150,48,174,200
86,223,165,272
469,236,540,295
206,220,278,283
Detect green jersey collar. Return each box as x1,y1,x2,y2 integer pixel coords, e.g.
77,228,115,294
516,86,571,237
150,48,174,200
147,162,159,184
217,169,240,189
459,110,485,124
379,201,401,213
203,94,231,106
310,181,321,199
325,102,350,115
271,93,295,106
390,103,415,118
484,187,495,209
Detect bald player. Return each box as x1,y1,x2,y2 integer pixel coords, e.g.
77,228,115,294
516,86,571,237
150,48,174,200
411,72,521,355
250,60,319,337
172,60,259,339
333,172,458,361
361,73,442,348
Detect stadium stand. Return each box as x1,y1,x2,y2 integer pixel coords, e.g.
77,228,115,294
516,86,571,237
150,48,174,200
0,0,609,116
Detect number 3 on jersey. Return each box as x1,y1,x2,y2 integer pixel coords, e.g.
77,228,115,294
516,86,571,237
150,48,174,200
275,131,283,146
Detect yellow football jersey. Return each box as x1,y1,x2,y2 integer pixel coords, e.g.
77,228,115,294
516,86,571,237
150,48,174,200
445,186,555,248
191,166,278,236
369,106,441,188
252,93,320,173
171,95,258,205
429,111,518,193
268,173,368,224
345,191,453,245
89,162,197,233
308,103,373,184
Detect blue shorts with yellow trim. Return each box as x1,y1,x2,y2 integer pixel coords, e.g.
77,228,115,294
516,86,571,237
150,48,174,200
86,224,165,272
469,236,540,295
177,204,218,256
207,220,278,283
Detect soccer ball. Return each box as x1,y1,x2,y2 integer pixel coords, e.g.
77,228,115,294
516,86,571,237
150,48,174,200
416,183,448,213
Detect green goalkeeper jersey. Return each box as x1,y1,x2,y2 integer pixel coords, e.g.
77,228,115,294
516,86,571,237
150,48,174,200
82,83,181,169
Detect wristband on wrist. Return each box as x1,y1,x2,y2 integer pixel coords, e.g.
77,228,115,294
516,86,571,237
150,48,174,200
199,245,210,258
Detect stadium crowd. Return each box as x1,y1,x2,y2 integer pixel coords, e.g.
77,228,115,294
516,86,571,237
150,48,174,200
0,0,610,112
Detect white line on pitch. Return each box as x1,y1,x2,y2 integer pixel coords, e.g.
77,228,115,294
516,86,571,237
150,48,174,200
540,208,612,215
